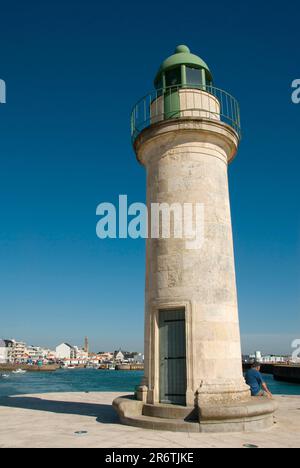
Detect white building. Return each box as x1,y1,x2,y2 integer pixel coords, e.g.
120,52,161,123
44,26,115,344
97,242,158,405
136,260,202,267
97,352,113,362
114,350,124,362
11,340,27,362
73,346,89,364
133,353,144,364
0,340,7,363
0,340,14,363
255,351,262,362
26,346,53,362
74,346,87,358
55,343,77,360
249,352,286,364
260,355,286,364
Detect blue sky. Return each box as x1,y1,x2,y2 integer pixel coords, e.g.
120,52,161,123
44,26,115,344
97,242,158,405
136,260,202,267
0,0,299,354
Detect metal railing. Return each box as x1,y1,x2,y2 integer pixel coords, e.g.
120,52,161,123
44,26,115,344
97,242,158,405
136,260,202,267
131,84,241,142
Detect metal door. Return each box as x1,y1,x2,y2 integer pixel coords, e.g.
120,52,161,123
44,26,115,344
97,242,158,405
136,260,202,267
159,308,187,405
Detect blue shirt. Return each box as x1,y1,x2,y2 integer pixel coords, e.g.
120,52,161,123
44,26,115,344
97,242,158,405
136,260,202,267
245,368,264,396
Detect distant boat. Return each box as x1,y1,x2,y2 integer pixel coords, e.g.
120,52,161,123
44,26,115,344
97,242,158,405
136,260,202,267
12,369,27,374
67,366,76,369
0,374,9,378
108,364,115,370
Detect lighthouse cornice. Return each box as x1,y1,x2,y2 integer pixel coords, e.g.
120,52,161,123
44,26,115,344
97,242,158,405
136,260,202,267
134,117,240,166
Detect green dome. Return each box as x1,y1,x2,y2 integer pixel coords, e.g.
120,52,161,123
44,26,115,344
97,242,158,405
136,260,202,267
154,45,212,86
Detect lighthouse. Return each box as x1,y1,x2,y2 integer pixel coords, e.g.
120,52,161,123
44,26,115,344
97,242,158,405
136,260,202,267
114,45,277,432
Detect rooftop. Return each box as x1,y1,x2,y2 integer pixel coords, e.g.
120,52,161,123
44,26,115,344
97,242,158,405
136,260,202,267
154,44,212,85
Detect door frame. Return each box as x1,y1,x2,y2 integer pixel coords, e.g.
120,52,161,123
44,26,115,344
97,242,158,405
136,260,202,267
148,300,195,406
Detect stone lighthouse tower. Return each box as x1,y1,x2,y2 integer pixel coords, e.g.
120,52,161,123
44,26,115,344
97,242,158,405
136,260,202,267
114,45,276,432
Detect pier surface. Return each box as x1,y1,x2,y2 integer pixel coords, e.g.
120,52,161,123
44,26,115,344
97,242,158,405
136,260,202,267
0,392,299,448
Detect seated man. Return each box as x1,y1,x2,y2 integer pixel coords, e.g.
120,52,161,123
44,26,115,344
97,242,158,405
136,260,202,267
245,362,273,398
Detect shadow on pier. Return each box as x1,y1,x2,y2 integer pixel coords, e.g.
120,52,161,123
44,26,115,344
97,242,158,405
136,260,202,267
0,396,119,424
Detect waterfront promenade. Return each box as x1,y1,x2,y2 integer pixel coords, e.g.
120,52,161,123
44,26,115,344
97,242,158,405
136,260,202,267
0,392,299,448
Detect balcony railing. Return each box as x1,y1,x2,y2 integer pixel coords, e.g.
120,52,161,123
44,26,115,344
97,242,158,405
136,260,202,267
131,84,241,142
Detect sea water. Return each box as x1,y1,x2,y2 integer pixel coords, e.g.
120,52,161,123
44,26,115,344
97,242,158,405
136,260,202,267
0,369,143,398
0,369,299,398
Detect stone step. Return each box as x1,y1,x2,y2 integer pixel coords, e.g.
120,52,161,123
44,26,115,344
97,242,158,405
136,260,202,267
122,414,201,433
143,403,197,421
113,395,278,433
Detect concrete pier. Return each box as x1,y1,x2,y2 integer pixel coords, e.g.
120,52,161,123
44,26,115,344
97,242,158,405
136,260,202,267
273,365,300,384
0,392,299,448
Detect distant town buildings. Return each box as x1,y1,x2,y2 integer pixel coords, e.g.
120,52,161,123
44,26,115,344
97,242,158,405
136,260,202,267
0,337,144,368
113,350,144,364
256,355,286,364
97,352,114,362
243,351,289,364
26,346,47,361
1,338,296,370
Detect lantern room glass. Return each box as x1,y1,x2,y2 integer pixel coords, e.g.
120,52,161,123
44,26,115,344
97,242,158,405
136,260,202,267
165,67,182,87
186,67,203,88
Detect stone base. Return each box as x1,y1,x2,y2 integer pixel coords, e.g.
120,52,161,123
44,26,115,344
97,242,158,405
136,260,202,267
196,381,251,406
113,395,278,433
